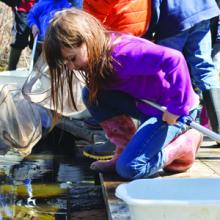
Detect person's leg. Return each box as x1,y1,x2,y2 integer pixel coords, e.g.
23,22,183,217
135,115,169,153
184,20,219,91
90,114,137,171
116,110,199,179
82,115,116,161
116,117,183,179
82,87,146,171
8,47,22,70
81,87,116,160
8,11,31,70
82,87,146,123
157,31,188,52
184,20,220,136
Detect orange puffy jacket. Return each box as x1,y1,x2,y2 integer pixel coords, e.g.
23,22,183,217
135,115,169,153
83,0,151,36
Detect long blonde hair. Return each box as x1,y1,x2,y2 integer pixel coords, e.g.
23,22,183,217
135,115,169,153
44,8,113,115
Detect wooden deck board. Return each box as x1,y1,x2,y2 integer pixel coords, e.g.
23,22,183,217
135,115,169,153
99,138,220,220
201,160,220,175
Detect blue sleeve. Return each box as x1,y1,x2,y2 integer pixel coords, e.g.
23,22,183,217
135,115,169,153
27,4,41,28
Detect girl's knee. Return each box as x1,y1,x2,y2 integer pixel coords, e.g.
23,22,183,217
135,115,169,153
116,160,133,179
116,156,160,179
116,158,144,180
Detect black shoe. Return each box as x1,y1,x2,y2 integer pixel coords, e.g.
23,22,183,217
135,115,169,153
83,140,116,160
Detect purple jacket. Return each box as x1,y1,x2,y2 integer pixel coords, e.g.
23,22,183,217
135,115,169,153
107,34,198,117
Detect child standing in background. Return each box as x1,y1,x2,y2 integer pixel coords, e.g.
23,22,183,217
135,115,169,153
1,0,36,70
201,0,220,132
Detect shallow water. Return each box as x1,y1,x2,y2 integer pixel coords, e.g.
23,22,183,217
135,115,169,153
0,128,103,220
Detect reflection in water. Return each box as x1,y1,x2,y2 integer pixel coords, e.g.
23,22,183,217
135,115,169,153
0,128,97,220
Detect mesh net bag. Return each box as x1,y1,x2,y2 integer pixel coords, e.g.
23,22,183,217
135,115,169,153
22,53,86,117
0,84,42,156
0,54,86,157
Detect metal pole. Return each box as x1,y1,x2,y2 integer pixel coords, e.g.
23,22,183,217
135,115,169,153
141,99,220,142
29,34,38,74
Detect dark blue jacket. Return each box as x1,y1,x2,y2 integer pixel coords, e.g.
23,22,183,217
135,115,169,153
146,0,220,40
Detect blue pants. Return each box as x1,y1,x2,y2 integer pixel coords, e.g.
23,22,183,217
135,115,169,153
82,87,198,179
157,20,220,91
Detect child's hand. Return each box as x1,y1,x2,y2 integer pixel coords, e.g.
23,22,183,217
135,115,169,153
32,24,39,37
162,110,179,124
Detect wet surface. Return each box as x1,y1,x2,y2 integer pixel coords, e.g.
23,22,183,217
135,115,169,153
0,127,105,220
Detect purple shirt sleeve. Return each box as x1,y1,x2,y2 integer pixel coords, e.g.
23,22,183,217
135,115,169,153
111,35,198,116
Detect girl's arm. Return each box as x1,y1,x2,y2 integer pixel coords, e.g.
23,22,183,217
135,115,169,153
160,48,197,116
113,37,197,117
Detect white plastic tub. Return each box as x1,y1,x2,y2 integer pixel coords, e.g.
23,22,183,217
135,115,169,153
115,178,220,220
0,68,29,89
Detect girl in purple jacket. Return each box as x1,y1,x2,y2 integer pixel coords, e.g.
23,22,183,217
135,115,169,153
43,8,203,179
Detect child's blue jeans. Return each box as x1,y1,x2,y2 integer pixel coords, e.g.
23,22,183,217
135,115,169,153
157,20,220,91
82,87,198,179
